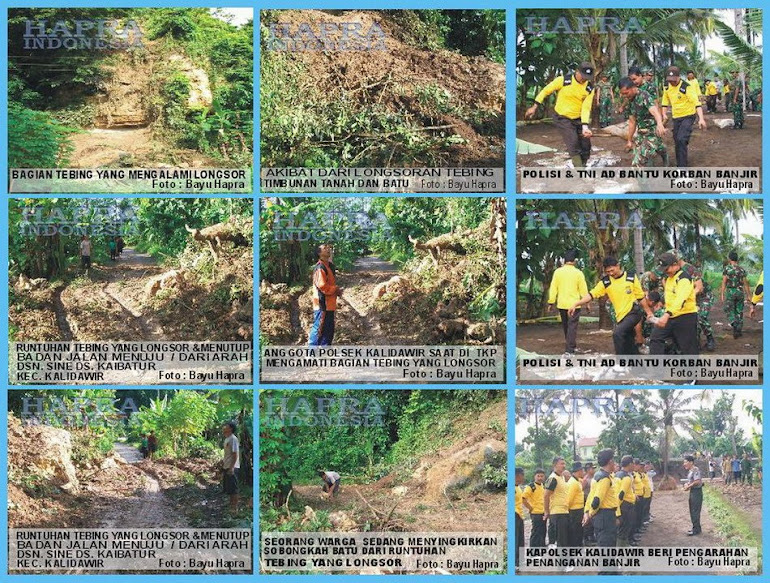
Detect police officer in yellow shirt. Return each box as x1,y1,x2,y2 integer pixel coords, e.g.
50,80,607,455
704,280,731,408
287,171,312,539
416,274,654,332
522,469,547,547
524,62,597,167
632,459,646,541
750,272,763,319
641,463,653,525
583,449,618,570
544,457,570,548
548,249,589,356
515,467,525,568
661,66,707,167
566,462,586,547
648,252,700,354
615,456,637,546
569,257,649,354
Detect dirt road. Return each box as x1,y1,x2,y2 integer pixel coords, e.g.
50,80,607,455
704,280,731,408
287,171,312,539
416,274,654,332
59,248,166,341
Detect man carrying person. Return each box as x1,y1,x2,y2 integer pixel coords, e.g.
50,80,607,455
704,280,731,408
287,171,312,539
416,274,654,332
524,62,597,167
618,77,669,167
569,257,648,355
222,422,240,513
661,66,707,167
309,243,343,346
522,468,547,547
647,252,699,355
683,455,703,536
548,249,588,357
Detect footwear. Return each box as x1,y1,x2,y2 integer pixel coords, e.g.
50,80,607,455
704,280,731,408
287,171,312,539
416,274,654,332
705,335,715,351
687,530,701,536
562,352,574,358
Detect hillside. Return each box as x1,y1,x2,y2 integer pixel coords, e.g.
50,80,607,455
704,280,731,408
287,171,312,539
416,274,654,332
260,9,505,168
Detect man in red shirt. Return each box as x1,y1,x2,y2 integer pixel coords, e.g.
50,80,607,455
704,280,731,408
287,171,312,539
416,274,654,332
309,244,343,346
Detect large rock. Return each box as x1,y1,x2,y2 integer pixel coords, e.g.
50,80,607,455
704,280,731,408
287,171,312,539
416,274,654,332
423,439,506,501
8,415,80,494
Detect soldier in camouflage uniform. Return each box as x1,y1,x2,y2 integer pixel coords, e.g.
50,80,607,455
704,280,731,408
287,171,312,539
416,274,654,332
732,74,745,129
596,74,615,128
721,251,751,338
618,77,669,167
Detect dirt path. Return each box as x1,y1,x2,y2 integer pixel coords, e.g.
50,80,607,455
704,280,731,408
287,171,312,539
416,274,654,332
97,446,183,529
70,128,155,168
60,248,166,341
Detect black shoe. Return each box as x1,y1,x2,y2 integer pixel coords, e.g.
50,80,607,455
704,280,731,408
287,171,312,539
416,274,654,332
687,530,701,536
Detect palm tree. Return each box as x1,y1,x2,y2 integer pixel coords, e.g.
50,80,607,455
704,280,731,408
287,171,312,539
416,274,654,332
655,390,713,482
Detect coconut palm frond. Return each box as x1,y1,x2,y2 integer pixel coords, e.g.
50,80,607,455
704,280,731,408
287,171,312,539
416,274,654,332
714,19,762,70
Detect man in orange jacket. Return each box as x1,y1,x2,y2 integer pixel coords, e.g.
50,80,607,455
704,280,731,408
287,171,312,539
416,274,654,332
309,244,343,346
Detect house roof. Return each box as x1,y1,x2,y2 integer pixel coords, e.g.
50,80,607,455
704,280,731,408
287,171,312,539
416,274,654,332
578,437,598,447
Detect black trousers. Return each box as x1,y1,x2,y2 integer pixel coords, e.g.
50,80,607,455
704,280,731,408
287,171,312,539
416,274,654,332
618,500,635,544
568,509,584,547
650,312,699,355
672,114,696,167
553,113,591,162
594,508,618,574
706,95,717,112
550,513,570,547
559,308,581,353
530,513,546,547
613,307,643,355
515,514,524,567
689,488,703,533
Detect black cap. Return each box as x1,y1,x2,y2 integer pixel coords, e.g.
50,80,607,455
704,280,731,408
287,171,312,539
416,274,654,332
666,66,681,78
684,455,695,463
571,462,583,472
597,448,615,467
578,61,595,81
658,252,678,268
583,462,595,469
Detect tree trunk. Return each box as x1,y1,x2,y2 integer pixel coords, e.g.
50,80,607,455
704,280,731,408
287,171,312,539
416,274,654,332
619,32,629,77
694,220,702,266
633,224,644,274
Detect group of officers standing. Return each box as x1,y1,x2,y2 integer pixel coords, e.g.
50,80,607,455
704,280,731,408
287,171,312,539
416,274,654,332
515,450,704,572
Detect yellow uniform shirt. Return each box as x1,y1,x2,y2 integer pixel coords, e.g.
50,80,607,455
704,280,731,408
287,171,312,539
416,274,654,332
662,80,701,118
589,270,645,322
584,478,597,513
567,476,584,511
522,481,545,514
723,83,731,96
642,472,652,498
752,272,764,304
516,484,523,518
706,82,718,96
545,471,569,515
664,269,697,317
617,470,636,504
548,264,589,309
587,470,618,515
689,77,703,97
535,74,595,124
633,471,644,498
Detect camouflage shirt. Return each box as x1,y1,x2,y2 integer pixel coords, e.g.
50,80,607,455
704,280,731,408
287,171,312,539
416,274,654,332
723,263,746,289
641,81,658,100
628,88,657,130
680,261,711,299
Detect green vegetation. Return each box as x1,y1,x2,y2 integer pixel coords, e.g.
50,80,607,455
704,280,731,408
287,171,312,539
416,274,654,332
703,485,762,573
260,10,504,168
260,389,505,510
517,199,763,325
8,8,252,169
